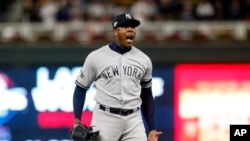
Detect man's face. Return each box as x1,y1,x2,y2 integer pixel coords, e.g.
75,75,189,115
113,25,136,48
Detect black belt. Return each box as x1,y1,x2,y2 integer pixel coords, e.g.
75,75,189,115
99,104,139,116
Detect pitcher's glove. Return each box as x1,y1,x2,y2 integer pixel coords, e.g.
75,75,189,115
71,123,99,141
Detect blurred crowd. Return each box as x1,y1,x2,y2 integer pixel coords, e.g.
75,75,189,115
0,0,250,43
0,0,250,23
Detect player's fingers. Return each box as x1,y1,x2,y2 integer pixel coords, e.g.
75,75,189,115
148,130,163,141
151,130,163,135
157,131,163,134
154,131,163,138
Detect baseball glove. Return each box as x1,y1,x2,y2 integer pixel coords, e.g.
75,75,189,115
71,123,99,141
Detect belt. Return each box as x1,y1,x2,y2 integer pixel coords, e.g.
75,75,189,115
99,104,139,116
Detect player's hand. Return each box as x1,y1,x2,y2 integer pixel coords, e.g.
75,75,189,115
147,130,163,141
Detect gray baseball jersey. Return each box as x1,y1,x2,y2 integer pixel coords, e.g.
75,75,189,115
75,44,152,109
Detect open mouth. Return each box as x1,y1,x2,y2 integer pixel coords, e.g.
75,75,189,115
126,34,134,42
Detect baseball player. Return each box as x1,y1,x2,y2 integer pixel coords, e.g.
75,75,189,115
71,13,163,141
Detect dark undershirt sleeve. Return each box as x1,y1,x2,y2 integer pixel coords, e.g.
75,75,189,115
140,86,155,131
73,85,87,120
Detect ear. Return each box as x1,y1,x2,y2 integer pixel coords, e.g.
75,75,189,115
113,28,118,36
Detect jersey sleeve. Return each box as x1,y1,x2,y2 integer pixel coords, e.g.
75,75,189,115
141,56,153,88
75,53,96,89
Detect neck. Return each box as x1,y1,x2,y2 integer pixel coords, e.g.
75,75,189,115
109,43,131,54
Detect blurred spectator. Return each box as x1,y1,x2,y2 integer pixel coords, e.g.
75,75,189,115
179,0,195,21
84,0,107,21
0,0,15,22
226,0,243,20
213,0,225,20
83,0,111,41
107,0,135,7
195,0,215,20
56,0,70,22
4,0,23,22
157,0,181,20
1,26,16,42
69,0,83,21
0,1,13,14
130,0,158,22
243,0,250,21
65,0,86,42
23,0,42,22
106,2,130,20
39,0,58,30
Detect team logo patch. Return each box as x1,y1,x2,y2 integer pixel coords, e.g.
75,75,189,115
125,14,132,19
80,70,84,78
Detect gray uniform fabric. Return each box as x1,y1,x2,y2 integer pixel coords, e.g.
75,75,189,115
75,44,152,109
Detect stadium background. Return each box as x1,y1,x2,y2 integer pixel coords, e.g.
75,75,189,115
1,0,250,141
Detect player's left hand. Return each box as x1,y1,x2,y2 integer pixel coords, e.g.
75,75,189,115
147,130,163,141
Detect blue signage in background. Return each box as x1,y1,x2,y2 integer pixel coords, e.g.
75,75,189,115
0,66,174,141
153,67,174,141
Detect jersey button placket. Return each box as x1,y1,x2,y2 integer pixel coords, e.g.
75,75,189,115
120,56,125,105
